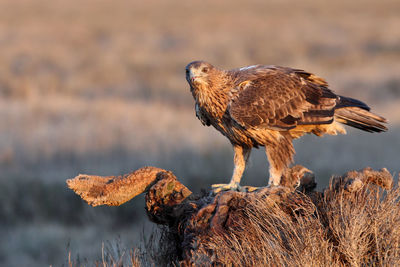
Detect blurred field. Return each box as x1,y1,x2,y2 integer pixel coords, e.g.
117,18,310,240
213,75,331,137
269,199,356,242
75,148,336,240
0,0,399,266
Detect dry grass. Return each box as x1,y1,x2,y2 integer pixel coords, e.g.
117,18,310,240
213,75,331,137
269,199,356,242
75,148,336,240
182,182,400,266
86,171,400,266
65,228,180,267
1,0,399,182
64,166,400,266
1,0,400,181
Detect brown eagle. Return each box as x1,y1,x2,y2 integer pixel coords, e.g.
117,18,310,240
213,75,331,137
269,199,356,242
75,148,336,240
185,61,387,191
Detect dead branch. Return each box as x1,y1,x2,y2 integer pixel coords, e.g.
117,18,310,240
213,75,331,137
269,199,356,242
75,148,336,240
67,166,398,266
66,166,189,207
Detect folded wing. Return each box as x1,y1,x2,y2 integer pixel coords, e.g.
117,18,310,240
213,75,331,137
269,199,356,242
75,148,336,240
229,67,338,130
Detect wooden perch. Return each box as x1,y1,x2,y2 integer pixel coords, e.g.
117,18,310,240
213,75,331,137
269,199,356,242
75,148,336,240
330,167,393,192
67,167,176,207
67,166,398,266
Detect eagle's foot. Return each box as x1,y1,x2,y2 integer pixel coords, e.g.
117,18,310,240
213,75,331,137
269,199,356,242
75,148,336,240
240,185,259,192
211,183,259,193
211,183,240,193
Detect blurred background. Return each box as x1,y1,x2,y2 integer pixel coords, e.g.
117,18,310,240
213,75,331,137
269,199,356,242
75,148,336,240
0,0,399,265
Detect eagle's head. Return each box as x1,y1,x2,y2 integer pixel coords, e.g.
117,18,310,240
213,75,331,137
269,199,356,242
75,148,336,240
185,61,216,89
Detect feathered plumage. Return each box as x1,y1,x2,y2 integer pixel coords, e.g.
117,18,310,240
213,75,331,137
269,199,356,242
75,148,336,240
185,61,387,190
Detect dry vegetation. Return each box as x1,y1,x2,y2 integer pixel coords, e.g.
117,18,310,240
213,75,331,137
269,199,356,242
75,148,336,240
0,0,399,266
67,166,399,266
1,0,400,180
192,184,400,266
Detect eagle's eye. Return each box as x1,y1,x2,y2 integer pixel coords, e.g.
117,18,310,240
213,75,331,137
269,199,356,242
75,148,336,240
202,67,209,73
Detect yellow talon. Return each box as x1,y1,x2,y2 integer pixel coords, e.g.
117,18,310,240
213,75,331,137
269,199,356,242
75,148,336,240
211,183,260,193
242,186,259,192
211,183,239,193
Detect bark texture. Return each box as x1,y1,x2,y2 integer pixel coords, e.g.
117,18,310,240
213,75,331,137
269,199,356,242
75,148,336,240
67,166,397,266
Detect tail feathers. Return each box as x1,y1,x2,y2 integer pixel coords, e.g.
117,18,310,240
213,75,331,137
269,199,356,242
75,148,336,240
336,95,371,110
335,107,388,133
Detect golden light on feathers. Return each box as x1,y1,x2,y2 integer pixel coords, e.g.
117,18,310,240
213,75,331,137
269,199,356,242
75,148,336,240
185,61,387,191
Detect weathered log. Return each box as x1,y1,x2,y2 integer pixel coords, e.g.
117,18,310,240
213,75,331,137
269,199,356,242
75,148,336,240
66,165,313,225
329,167,393,193
67,167,181,207
67,166,397,266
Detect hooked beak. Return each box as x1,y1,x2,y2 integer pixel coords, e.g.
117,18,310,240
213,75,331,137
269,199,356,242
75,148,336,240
191,76,199,83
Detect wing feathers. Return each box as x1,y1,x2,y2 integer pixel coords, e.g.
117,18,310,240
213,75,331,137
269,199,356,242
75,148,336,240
336,95,371,110
227,65,387,133
229,67,336,130
334,96,387,132
335,107,387,132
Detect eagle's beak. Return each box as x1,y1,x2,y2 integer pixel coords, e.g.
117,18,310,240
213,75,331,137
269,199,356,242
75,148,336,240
191,76,199,83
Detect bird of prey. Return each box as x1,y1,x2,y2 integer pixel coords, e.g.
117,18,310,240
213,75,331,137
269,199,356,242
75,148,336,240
185,61,387,191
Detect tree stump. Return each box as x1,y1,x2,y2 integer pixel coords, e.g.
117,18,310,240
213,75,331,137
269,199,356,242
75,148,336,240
67,166,398,266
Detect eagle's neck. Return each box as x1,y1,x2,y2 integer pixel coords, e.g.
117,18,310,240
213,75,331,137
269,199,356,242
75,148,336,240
192,71,232,119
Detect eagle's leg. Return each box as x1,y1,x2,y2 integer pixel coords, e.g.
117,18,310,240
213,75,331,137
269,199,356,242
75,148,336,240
212,145,251,192
265,134,295,186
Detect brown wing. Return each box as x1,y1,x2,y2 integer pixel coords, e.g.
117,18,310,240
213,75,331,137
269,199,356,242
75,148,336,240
228,67,338,130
